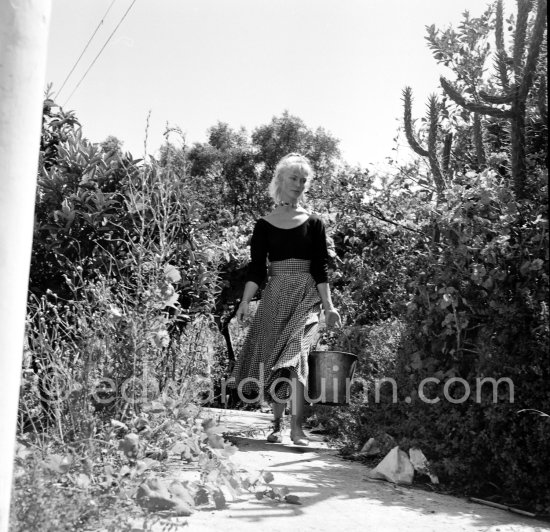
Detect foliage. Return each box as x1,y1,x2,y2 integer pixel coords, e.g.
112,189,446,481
12,395,301,531
436,0,547,199
15,4,549,520
182,110,341,220
13,96,318,530
308,1,549,513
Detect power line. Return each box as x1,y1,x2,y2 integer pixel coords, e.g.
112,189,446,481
63,0,138,106
57,0,118,99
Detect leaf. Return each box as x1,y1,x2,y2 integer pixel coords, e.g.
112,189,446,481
284,494,302,505
202,418,218,433
520,261,531,276
168,481,195,516
151,330,170,348
221,442,238,457
119,433,139,459
193,486,209,506
142,401,166,413
212,488,226,509
136,479,175,512
517,408,550,418
111,419,128,430
103,464,115,481
170,442,188,454
135,458,156,475
181,445,194,462
207,469,219,483
439,293,453,309
43,454,72,474
227,475,241,493
163,291,180,308
410,351,423,370
272,486,290,498
145,449,168,461
207,433,225,449
75,473,91,489
262,471,275,484
245,471,262,486
164,264,182,283
15,442,32,461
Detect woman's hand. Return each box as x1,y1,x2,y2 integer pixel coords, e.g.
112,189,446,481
324,308,342,329
236,301,249,322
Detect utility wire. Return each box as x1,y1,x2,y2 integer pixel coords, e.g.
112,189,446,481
57,0,118,98
63,0,138,106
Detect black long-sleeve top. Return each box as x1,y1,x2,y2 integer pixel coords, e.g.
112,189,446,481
245,214,330,286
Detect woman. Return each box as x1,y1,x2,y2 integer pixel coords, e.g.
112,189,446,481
230,153,341,446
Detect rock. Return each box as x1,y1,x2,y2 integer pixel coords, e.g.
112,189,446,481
136,478,176,511
136,478,194,515
359,433,396,456
359,437,381,456
367,446,414,485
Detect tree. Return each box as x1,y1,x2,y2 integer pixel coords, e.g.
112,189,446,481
439,0,547,199
251,110,341,186
99,135,124,155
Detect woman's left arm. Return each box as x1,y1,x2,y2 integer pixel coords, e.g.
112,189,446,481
311,216,341,328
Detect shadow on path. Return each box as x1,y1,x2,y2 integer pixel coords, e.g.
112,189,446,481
220,437,549,531
190,408,550,531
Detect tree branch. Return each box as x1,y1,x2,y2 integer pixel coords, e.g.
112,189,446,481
427,95,445,195
402,87,429,157
479,90,514,105
440,77,513,118
519,0,548,101
513,0,533,81
495,0,510,89
361,205,423,234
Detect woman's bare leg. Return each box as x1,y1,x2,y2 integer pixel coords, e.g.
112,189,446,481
289,371,308,444
267,399,286,443
272,400,286,420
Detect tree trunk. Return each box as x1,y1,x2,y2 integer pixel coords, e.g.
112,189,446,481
0,2,51,530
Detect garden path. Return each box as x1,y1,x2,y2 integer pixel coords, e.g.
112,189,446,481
132,408,550,532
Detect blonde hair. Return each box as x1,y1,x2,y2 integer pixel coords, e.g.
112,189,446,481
268,153,314,203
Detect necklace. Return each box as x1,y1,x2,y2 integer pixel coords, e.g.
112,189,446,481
278,200,298,208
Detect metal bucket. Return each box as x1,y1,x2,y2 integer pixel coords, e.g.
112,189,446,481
308,337,358,406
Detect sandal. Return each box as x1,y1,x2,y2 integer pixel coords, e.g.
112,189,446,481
290,431,310,446
267,418,285,443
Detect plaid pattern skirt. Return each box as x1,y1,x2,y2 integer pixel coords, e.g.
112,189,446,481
230,258,322,402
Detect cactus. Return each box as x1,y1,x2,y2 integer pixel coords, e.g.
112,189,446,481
494,0,510,90
402,86,451,200
440,0,547,199
473,112,487,167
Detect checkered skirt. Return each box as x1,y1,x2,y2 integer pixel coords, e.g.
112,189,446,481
230,258,322,402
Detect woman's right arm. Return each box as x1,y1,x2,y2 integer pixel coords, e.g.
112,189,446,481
236,281,259,321
237,220,267,322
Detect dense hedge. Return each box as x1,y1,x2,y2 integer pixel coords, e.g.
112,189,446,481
309,1,549,511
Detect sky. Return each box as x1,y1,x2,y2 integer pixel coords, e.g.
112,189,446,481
45,0,511,170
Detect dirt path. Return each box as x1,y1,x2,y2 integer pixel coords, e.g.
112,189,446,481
131,408,550,532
